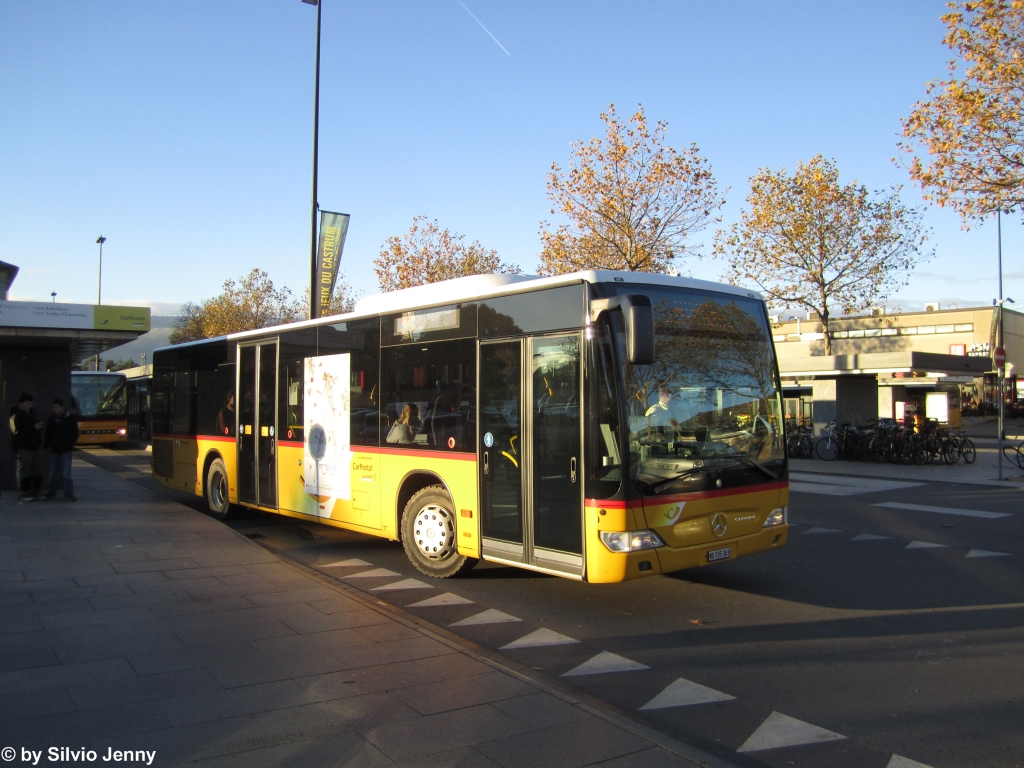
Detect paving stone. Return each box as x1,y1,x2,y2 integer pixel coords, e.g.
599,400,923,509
489,692,591,729
391,670,538,715
475,715,650,768
279,607,392,635
66,667,223,710
88,714,271,765
594,747,702,767
307,595,368,615
187,729,392,768
297,660,441,701
351,620,424,644
413,652,493,681
249,627,374,658
252,692,420,738
14,700,172,748
362,704,531,761
0,685,76,722
0,656,136,694
158,678,317,726
392,746,504,768
174,618,297,647
330,636,456,670
205,648,349,689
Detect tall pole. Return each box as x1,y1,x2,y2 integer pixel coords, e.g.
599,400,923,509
308,0,322,320
997,210,1005,480
96,236,106,305
96,235,106,372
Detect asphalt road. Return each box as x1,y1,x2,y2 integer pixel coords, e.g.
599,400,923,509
77,445,1024,768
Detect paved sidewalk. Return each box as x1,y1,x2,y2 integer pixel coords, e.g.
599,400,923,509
0,460,729,768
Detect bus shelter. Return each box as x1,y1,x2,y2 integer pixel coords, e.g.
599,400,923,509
778,351,993,434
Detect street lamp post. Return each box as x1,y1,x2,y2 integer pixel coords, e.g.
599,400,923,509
302,0,323,320
96,236,106,305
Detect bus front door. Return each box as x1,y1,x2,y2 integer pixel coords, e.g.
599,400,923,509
238,341,278,508
479,334,583,578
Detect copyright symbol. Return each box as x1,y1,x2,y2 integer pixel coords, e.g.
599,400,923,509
1,747,15,761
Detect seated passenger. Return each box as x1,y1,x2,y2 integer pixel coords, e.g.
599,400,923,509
645,386,684,429
386,403,419,444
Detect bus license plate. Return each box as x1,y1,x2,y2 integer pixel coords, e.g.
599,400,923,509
707,547,731,562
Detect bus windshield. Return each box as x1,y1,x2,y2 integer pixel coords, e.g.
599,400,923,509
612,285,785,495
72,374,128,418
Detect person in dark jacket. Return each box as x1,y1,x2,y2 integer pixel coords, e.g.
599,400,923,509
12,393,45,501
44,398,79,501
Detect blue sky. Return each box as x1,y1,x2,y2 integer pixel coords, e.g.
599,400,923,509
1,0,1020,315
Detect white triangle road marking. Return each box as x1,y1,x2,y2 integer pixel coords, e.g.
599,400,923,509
369,578,433,591
851,533,891,541
407,592,475,608
342,568,401,578
561,651,649,677
905,541,948,549
639,677,736,710
450,608,521,626
965,549,1012,558
320,558,371,568
888,755,934,768
803,527,843,534
500,627,579,649
737,711,846,753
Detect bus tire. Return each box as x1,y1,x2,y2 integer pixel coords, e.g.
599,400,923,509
205,458,234,520
401,485,477,579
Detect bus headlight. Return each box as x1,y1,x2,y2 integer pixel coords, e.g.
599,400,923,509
763,506,787,527
117,428,127,436
599,530,665,553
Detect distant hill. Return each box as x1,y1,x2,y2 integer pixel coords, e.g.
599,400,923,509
100,316,177,365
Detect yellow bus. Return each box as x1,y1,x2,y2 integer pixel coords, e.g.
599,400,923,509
150,271,788,582
71,371,129,446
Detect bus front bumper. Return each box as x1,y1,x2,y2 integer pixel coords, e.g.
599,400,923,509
587,524,789,583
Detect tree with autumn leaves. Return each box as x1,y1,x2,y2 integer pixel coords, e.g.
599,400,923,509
715,155,932,355
539,104,725,276
169,268,356,344
899,0,1024,223
373,215,520,292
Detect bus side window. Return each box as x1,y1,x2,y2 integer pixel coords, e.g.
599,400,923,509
381,338,475,452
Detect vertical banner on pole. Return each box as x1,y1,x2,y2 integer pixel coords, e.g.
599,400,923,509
316,211,350,317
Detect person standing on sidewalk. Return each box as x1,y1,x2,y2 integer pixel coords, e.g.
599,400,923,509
43,398,78,501
11,393,45,501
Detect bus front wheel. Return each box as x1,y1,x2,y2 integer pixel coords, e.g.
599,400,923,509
205,458,235,520
401,485,477,579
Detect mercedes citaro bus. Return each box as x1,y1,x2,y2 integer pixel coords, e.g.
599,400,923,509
71,371,129,446
150,271,788,582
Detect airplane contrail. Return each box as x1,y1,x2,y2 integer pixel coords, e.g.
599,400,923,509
456,0,511,57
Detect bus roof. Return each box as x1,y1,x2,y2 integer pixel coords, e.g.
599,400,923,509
157,270,762,350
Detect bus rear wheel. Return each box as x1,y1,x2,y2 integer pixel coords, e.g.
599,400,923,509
401,485,477,579
205,458,235,520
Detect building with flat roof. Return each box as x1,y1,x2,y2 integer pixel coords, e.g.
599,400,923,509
0,264,150,489
769,304,1021,431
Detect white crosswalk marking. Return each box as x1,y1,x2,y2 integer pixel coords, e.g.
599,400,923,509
965,549,1012,558
342,568,400,578
320,558,371,568
789,473,922,496
851,533,891,541
873,501,1010,520
369,578,432,591
888,755,934,768
407,592,474,608
906,541,949,549
639,677,735,710
737,711,846,752
803,527,843,534
450,609,521,626
561,651,649,677
500,627,579,649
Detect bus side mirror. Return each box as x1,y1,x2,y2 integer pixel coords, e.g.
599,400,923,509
590,294,655,365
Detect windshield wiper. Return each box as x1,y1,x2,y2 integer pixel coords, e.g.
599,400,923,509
716,454,781,480
644,467,708,494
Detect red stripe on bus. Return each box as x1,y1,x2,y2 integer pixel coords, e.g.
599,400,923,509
278,440,303,448
371,446,476,461
198,435,236,443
